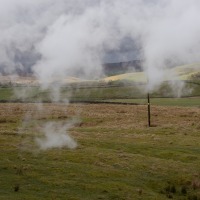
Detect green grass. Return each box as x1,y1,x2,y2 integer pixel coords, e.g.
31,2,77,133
102,97,200,107
0,85,146,102
0,80,199,108
0,87,14,101
0,103,200,199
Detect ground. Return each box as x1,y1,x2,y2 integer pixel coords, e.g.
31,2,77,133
0,103,200,199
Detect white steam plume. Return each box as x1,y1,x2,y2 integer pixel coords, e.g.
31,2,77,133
1,0,200,149
0,0,199,87
35,121,77,150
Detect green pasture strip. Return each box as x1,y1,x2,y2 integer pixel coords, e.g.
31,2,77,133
0,80,199,103
102,97,200,107
0,87,14,101
0,85,146,102
63,85,145,101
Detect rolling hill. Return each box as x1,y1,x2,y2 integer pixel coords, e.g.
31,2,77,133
0,62,199,86
103,63,200,83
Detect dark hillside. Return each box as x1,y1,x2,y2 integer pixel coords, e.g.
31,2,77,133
103,60,143,76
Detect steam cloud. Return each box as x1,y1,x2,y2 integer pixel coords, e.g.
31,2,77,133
35,121,77,150
0,0,199,87
1,0,200,149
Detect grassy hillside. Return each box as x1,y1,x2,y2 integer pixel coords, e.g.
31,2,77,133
172,63,200,80
0,62,199,106
103,63,200,83
103,72,146,82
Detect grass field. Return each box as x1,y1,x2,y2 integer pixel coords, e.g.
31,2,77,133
0,79,199,104
0,103,200,200
103,97,200,107
0,75,200,199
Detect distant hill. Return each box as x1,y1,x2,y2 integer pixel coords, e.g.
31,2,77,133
0,61,199,86
103,60,142,76
103,63,200,83
0,59,142,77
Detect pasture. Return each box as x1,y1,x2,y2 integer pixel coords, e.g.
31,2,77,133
0,103,200,200
0,71,199,199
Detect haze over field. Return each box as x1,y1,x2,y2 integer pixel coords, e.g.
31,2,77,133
0,0,200,150
0,0,199,89
1,2,200,197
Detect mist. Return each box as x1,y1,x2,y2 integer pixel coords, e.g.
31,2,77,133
0,0,199,87
1,0,200,149
35,121,77,150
